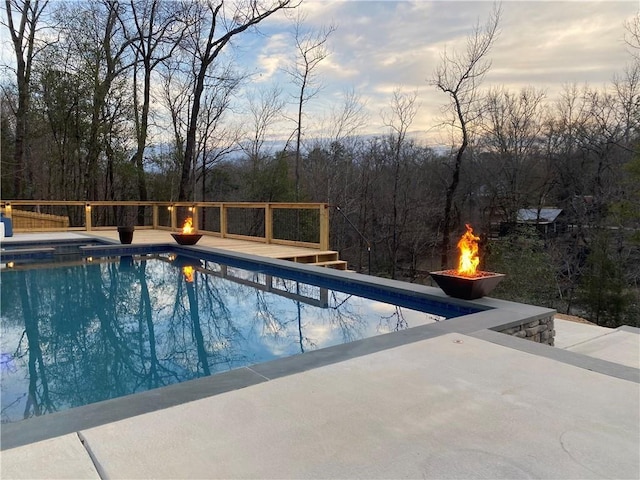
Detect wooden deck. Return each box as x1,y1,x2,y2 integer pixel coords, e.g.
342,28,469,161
1,200,346,270
85,230,349,270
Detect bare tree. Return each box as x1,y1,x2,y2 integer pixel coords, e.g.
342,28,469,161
177,0,297,201
194,66,243,202
479,86,547,220
326,88,368,147
240,85,286,199
624,13,640,60
56,0,136,200
305,88,367,203
284,12,335,201
242,85,285,163
158,55,191,199
431,3,500,268
121,0,186,205
381,89,418,278
2,0,49,197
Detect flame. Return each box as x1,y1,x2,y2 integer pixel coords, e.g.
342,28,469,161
183,265,194,283
456,224,480,277
182,217,194,234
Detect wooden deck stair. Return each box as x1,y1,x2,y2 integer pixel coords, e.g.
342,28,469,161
78,230,351,271
280,251,349,271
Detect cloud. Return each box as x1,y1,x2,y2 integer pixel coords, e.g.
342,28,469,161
254,33,290,82
486,1,634,94
234,1,637,143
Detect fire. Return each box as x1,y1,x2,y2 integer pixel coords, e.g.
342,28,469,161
182,217,194,234
456,224,480,277
183,265,194,283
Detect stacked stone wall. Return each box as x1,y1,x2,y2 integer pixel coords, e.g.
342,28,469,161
496,315,555,346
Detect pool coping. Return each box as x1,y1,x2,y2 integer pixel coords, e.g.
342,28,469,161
6,238,633,451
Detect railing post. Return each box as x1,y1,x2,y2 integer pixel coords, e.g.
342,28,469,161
170,205,177,231
265,203,272,244
152,205,158,229
220,204,227,238
191,206,199,231
85,203,92,232
319,204,329,250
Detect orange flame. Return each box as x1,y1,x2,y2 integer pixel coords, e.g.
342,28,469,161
183,265,194,283
456,224,480,277
182,217,194,234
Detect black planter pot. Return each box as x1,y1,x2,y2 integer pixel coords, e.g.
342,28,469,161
117,226,135,244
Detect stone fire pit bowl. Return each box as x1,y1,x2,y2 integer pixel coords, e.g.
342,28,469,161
171,233,203,246
429,270,505,300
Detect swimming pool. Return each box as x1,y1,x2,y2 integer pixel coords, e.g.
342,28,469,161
0,246,482,424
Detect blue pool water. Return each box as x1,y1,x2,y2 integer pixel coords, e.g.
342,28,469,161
0,251,477,424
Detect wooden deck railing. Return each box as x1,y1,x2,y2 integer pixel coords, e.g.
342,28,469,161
0,201,330,250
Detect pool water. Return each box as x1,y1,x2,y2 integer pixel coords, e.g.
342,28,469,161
1,254,447,423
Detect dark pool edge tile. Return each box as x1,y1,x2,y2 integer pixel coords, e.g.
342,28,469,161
248,325,448,381
0,367,268,451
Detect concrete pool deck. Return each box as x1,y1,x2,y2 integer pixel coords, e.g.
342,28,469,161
1,232,639,478
1,329,638,479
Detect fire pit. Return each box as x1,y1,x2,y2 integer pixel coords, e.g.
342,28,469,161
171,217,202,245
429,270,505,300
171,233,202,245
430,224,505,300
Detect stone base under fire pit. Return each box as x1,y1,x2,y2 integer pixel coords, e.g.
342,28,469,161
495,315,555,346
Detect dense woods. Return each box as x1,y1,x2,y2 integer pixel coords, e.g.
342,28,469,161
2,1,639,327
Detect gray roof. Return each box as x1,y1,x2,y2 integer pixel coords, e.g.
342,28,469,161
517,208,563,224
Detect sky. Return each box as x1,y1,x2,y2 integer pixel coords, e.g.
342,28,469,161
1,0,637,149
232,0,639,146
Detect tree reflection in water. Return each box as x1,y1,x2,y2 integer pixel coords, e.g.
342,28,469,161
1,256,441,423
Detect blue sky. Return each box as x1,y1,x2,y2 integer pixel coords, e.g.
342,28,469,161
231,0,638,146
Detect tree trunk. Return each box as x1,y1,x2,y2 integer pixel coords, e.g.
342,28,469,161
178,71,206,201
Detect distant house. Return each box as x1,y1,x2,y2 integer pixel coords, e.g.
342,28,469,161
500,208,566,237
